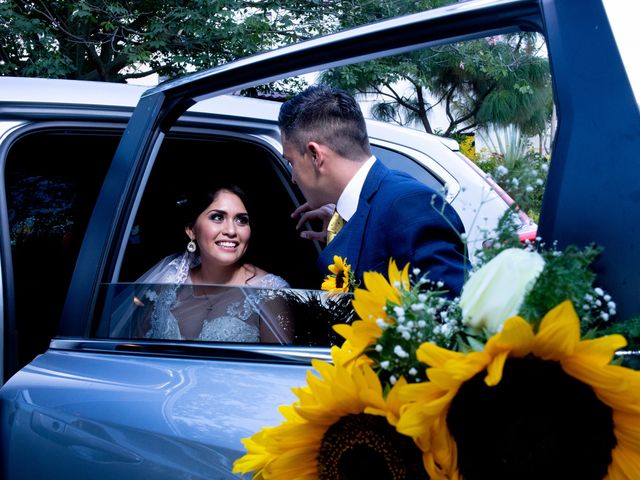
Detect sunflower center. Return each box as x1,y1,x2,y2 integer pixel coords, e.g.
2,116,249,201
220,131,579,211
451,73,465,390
335,271,345,289
447,356,616,480
317,413,428,480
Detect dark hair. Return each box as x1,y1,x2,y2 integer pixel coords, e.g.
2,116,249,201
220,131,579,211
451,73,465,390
278,85,371,159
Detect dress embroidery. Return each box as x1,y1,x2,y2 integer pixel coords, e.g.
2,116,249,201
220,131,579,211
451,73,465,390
144,273,289,342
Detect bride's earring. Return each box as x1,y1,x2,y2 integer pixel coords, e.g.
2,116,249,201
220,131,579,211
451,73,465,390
187,240,197,253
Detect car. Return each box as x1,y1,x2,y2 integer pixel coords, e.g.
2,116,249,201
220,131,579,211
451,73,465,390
0,75,524,377
0,0,637,478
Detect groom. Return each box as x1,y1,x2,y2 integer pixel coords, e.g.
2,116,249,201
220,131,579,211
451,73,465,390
280,85,468,296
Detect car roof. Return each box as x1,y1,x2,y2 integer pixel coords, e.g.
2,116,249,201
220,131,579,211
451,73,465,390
0,77,460,153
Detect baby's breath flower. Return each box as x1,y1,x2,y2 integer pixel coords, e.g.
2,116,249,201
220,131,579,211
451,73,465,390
595,287,604,296
411,303,425,311
380,360,390,369
394,346,409,358
376,318,388,329
389,375,397,385
408,368,418,376
375,344,383,352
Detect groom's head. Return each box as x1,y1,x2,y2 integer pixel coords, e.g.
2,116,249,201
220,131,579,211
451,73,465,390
279,85,372,207
279,85,371,159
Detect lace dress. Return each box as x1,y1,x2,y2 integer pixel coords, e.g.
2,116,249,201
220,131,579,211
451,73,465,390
140,253,290,343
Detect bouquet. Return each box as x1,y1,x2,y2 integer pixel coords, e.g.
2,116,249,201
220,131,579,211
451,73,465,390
233,235,640,479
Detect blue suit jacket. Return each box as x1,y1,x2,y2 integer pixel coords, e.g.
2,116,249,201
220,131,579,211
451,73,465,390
318,160,468,296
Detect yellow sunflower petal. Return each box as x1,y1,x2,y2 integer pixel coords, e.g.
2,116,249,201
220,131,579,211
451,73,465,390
485,315,535,358
573,334,627,365
387,259,411,291
614,410,640,451
484,350,508,386
532,300,580,360
608,444,640,480
416,341,466,368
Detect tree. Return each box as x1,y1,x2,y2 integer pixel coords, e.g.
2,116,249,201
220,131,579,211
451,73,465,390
318,0,552,137
0,0,327,82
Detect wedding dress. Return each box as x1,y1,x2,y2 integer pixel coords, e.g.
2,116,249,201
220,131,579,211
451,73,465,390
138,253,290,343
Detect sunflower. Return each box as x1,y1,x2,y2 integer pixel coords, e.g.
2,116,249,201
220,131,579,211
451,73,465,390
333,259,409,362
321,256,353,292
233,344,426,479
396,300,640,480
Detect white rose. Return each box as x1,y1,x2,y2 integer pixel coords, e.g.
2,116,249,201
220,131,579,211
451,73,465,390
460,248,545,334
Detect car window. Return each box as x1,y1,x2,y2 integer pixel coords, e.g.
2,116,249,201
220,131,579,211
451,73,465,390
116,134,320,289
4,129,117,369
371,144,444,193
102,133,345,345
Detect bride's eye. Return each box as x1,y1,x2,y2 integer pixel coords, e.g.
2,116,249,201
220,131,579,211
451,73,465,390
209,212,224,222
235,214,250,226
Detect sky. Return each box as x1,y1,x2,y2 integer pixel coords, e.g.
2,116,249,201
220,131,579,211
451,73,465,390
603,0,640,102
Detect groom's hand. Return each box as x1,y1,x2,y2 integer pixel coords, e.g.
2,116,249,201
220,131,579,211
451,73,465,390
291,202,335,242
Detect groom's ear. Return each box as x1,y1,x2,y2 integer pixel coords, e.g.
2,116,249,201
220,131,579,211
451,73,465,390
307,141,327,170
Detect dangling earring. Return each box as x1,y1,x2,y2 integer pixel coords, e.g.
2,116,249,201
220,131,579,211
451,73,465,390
187,240,197,253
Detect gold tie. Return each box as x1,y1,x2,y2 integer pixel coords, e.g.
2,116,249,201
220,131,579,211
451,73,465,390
326,210,346,243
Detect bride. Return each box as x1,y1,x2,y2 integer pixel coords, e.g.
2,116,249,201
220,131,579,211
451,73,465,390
138,184,292,343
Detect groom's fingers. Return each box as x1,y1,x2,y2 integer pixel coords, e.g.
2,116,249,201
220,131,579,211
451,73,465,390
292,203,335,230
299,229,327,242
291,202,311,220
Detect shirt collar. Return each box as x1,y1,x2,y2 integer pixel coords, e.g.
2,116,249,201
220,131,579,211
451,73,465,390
336,155,376,221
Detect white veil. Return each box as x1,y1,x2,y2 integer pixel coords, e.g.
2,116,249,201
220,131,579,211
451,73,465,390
136,251,199,285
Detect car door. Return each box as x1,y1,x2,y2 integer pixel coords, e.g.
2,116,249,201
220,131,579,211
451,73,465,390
2,0,638,479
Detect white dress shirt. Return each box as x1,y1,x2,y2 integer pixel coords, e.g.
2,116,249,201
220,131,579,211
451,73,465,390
335,155,376,221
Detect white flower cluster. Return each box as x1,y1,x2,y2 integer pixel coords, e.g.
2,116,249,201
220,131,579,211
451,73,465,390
582,287,617,322
371,274,463,384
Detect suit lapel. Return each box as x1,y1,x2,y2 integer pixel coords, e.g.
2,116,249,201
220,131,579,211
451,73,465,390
317,160,389,277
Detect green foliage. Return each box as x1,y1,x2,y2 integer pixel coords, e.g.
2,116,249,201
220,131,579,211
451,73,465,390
319,1,552,137
520,244,607,332
599,317,640,368
0,0,327,82
474,126,550,220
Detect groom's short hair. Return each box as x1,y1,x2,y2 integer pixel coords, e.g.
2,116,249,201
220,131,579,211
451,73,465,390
278,85,371,159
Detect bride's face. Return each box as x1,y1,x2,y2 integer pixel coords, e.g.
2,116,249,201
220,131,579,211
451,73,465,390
188,190,251,268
